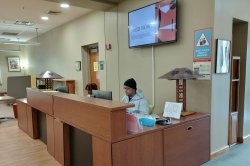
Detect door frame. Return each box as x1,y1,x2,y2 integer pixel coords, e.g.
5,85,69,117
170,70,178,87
81,43,99,95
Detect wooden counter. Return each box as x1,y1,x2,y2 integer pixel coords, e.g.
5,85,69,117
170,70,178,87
115,112,209,142
17,88,210,166
26,89,58,115
53,93,134,142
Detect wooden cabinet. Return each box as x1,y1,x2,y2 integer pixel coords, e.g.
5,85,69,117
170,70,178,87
112,131,163,166
17,99,38,139
164,117,210,166
111,116,210,166
53,79,75,94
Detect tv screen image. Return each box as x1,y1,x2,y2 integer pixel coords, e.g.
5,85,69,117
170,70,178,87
128,0,177,48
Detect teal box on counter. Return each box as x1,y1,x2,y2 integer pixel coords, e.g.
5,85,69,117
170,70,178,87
139,118,156,127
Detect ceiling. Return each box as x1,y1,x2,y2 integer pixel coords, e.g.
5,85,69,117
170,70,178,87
0,0,94,43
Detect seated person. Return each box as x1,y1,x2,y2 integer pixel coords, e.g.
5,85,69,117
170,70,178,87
121,78,149,115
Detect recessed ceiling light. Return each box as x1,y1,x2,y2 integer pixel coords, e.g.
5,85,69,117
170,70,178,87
41,16,49,20
60,3,70,8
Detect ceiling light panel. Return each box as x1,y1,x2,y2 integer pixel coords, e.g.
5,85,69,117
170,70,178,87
41,16,49,20
60,3,70,8
2,32,19,36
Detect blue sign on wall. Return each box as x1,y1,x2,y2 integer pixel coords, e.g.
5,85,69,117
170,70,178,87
194,28,212,61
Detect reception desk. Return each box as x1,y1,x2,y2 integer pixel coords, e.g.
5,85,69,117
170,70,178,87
17,88,210,166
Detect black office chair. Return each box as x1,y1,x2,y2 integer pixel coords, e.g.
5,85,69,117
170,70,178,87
38,85,46,89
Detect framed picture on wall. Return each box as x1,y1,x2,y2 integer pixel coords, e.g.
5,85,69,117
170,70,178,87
215,39,231,73
7,57,21,72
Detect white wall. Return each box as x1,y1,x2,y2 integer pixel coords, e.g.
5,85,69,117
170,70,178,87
25,11,106,95
116,0,214,113
211,0,250,153
0,45,26,92
104,7,120,100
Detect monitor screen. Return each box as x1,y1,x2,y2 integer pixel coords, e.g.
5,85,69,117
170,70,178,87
92,90,112,100
128,0,177,48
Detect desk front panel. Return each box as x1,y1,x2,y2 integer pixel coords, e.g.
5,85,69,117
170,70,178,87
112,130,163,166
27,89,54,115
164,116,210,166
53,95,125,142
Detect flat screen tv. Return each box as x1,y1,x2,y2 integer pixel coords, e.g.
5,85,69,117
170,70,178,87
128,0,177,48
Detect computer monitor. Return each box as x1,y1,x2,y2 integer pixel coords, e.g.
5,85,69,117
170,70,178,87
92,90,112,100
55,86,68,93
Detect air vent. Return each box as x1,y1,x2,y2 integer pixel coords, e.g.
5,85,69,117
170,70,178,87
47,10,62,15
90,0,118,5
2,32,19,36
0,38,10,41
14,20,34,26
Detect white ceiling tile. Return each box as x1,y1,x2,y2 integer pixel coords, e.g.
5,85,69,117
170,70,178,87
0,0,92,43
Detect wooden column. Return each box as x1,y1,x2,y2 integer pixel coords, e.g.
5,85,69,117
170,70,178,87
26,106,38,138
17,99,38,139
46,115,55,156
17,100,28,132
54,118,70,166
92,137,112,166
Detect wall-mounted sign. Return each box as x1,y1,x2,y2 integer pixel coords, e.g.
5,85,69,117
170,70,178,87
99,61,104,70
93,62,99,72
194,28,212,62
75,61,81,71
193,61,211,80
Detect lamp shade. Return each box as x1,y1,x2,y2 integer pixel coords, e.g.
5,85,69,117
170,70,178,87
37,70,63,79
159,68,200,80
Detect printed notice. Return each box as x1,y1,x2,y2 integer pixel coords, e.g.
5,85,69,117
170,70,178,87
193,61,211,80
194,28,212,61
94,62,99,72
163,102,183,119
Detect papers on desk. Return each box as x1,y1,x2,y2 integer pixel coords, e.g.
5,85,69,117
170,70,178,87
163,102,182,119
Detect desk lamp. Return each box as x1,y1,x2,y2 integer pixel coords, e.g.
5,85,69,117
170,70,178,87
37,70,63,89
159,68,200,116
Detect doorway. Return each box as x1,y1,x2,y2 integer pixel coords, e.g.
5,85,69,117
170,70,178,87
81,43,100,94
229,18,248,146
89,47,100,90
